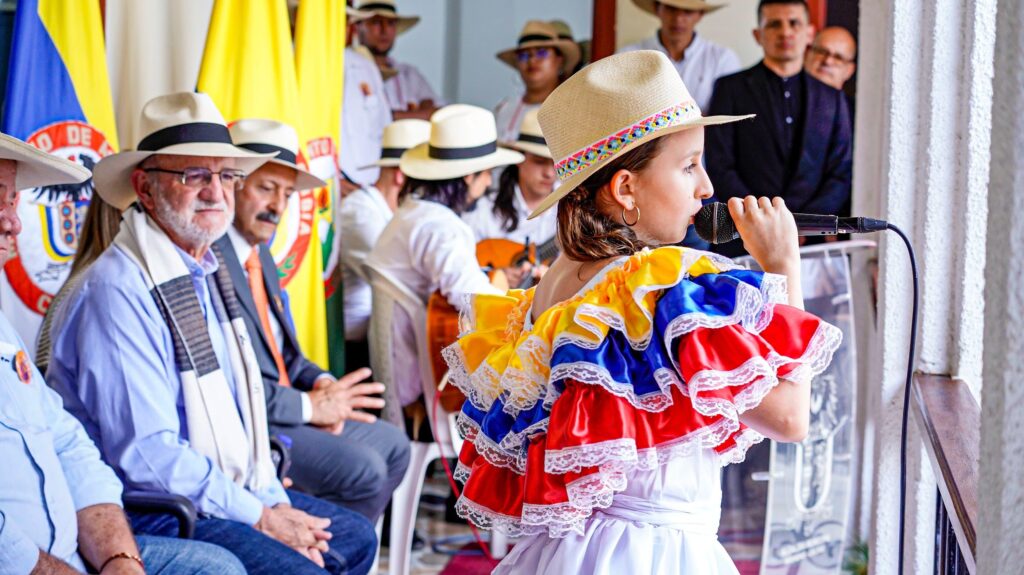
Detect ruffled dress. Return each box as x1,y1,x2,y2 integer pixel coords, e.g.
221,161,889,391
443,246,842,574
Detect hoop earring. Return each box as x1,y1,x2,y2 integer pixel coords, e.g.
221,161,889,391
621,205,640,227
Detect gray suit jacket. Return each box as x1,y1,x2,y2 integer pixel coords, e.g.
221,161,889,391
215,235,328,426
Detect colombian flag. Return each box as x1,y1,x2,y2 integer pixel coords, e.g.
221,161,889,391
0,0,119,349
295,0,347,374
198,0,329,368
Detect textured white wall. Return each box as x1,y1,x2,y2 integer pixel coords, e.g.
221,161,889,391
978,0,1024,571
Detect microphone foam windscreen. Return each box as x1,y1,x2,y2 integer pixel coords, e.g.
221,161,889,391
694,203,739,244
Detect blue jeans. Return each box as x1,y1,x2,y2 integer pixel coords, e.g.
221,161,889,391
130,490,377,575
136,536,246,574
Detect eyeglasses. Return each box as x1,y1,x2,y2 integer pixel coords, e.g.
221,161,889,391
807,45,855,65
143,167,247,189
515,47,553,64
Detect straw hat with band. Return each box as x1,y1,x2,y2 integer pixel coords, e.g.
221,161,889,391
361,119,430,169
501,109,551,159
400,105,524,181
229,119,327,191
93,92,276,211
632,0,725,15
0,132,91,190
497,21,582,77
529,50,753,218
353,0,420,34
345,6,373,23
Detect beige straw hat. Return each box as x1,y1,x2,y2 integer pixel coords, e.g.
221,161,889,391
502,109,551,159
362,119,431,169
345,6,373,23
229,119,327,191
0,132,91,190
354,0,420,35
632,0,725,15
529,50,753,218
497,21,582,76
399,105,524,181
92,92,276,210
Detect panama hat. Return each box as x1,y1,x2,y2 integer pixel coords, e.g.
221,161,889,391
354,0,419,34
497,21,582,76
92,92,276,211
361,119,430,169
400,105,524,181
346,6,373,23
502,109,551,159
529,50,753,218
0,132,91,190
229,119,327,191
632,0,725,15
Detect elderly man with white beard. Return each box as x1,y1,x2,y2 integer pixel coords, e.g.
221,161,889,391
46,93,377,575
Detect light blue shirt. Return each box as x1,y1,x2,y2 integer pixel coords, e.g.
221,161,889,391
47,243,289,527
0,313,123,574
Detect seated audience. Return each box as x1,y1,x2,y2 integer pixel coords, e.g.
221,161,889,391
46,92,377,575
0,131,244,575
340,118,430,370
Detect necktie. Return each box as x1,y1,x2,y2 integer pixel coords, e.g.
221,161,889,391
245,248,291,387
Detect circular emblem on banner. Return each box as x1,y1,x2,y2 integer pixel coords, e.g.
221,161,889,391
271,149,318,288
3,120,112,315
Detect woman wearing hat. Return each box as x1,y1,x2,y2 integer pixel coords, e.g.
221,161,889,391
494,20,581,144
365,105,522,410
462,109,558,288
442,51,841,573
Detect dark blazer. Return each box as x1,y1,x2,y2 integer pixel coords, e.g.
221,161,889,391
215,234,328,426
706,62,853,252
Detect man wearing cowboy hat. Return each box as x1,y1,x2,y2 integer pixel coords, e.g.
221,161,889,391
46,93,377,575
354,0,442,120
217,119,410,523
339,118,429,370
0,132,247,575
619,0,741,112
493,20,581,144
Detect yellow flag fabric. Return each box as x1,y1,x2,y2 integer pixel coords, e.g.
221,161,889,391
294,0,347,373
198,0,328,368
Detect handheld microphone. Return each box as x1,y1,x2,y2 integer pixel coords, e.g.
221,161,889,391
693,202,889,244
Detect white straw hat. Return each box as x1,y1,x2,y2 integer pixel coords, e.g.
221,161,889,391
229,119,327,191
502,109,551,159
497,20,582,76
354,0,420,35
361,119,431,169
399,105,524,181
0,132,91,190
92,92,276,210
632,0,725,16
530,50,753,218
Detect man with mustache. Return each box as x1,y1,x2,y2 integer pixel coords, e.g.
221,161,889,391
216,119,410,523
46,93,377,575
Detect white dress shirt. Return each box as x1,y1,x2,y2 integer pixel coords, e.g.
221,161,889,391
366,199,499,407
462,184,558,246
226,226,314,422
493,92,542,144
619,33,741,112
340,47,393,186
382,60,444,113
339,185,393,341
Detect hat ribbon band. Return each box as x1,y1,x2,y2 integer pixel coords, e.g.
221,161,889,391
554,100,701,181
518,34,557,46
380,147,406,159
518,134,546,146
361,2,397,14
137,122,233,152
239,143,296,164
428,141,497,160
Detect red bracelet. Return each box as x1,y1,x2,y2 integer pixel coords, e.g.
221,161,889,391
99,551,145,572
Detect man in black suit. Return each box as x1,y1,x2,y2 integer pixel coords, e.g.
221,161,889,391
706,0,852,256
217,119,409,522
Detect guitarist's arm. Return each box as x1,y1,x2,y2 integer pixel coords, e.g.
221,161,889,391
414,226,502,311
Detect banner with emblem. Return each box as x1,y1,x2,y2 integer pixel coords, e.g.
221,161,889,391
294,0,347,374
0,0,119,352
197,0,329,369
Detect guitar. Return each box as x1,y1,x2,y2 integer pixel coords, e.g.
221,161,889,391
476,235,560,289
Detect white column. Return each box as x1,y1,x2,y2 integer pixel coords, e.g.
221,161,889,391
977,0,1024,571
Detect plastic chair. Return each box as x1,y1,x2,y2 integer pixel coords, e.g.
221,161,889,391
365,264,485,575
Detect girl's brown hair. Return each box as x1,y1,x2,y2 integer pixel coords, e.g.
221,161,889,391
69,194,121,276
556,136,665,262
